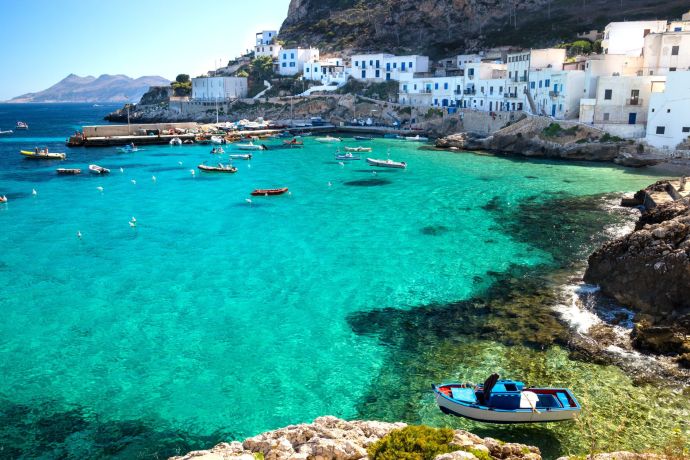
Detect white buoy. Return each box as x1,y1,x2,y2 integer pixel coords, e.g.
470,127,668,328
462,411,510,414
77,231,82,239
32,188,37,196
131,216,137,223
338,161,344,167
120,167,124,173
245,198,252,206
372,171,377,175
131,179,137,185
96,186,104,192
190,169,195,177
178,161,183,165
327,181,332,187
129,217,137,228
152,175,157,182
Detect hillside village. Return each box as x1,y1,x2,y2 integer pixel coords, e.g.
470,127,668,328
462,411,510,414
130,9,690,152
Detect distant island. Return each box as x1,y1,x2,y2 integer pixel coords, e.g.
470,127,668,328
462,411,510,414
7,74,170,103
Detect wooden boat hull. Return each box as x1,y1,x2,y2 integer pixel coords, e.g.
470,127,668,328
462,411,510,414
57,168,81,175
432,384,580,424
251,187,288,196
21,150,66,160
366,158,406,169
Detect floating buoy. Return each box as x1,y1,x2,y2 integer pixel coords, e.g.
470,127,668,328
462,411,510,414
120,167,124,173
131,179,137,185
338,162,344,167
327,181,332,187
190,169,195,176
129,217,137,228
96,186,104,192
77,231,82,239
178,161,183,165
32,188,37,196
245,198,252,206
152,175,157,182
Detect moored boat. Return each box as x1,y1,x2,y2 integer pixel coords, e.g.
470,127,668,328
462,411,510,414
237,142,267,151
210,147,225,154
432,374,581,424
169,137,182,145
354,135,373,141
0,195,7,203
315,135,341,143
198,163,238,173
56,168,81,175
0,129,13,135
335,153,361,161
89,164,110,174
117,143,139,153
210,135,225,145
344,146,372,153
21,149,66,160
250,187,288,196
229,154,252,160
283,139,304,146
405,134,429,142
383,133,404,139
366,157,406,169
15,121,29,130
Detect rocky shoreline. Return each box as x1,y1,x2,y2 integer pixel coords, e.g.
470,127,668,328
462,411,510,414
435,117,668,167
170,416,668,460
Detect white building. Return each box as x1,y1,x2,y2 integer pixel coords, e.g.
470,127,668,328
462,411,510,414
191,77,248,100
582,54,645,98
602,20,667,56
579,74,666,138
643,30,690,75
278,48,320,76
303,58,346,84
645,71,690,149
254,30,281,58
351,54,429,81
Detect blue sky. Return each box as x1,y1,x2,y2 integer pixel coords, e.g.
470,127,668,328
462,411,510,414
0,0,290,100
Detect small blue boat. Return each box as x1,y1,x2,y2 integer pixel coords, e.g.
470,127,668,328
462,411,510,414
432,374,581,423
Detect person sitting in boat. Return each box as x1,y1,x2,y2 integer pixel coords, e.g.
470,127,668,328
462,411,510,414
34,147,39,154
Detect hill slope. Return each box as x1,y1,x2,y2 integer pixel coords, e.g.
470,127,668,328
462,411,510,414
9,74,170,103
280,0,690,58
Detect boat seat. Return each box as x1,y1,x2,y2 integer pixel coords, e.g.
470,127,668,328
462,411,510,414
536,394,561,408
450,387,477,403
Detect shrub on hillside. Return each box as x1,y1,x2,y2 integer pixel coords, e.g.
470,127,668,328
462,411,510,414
367,426,457,460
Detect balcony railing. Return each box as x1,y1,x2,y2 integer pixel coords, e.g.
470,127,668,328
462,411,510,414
626,98,643,106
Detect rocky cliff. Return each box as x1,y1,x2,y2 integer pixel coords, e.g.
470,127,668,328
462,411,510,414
280,0,690,58
584,182,690,366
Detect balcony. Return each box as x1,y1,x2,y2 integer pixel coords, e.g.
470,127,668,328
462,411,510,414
467,74,475,80
463,89,476,95
549,91,560,98
503,93,518,99
626,98,643,106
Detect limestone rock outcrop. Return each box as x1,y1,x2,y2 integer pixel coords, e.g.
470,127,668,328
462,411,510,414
169,416,541,460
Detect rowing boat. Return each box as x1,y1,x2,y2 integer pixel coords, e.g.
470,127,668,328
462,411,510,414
344,146,372,153
56,168,81,175
198,164,238,173
366,158,406,169
250,187,288,196
89,164,110,174
21,150,66,160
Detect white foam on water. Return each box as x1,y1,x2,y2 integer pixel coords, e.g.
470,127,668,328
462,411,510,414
553,282,602,334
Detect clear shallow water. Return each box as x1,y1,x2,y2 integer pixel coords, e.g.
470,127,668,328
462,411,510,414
0,104,687,458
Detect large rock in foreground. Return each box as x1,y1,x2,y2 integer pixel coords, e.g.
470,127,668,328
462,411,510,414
169,416,541,460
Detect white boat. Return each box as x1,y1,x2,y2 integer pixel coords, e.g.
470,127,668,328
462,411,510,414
15,121,28,130
89,164,110,174
335,153,361,161
117,144,139,153
344,146,372,153
210,147,225,154
405,134,429,142
210,136,225,145
366,157,406,169
229,153,252,160
0,130,12,135
237,142,266,151
432,375,581,424
315,135,341,143
169,137,182,145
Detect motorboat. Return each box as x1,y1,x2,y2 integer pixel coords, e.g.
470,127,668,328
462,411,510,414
0,195,7,203
56,168,81,175
210,147,225,155
250,187,288,196
384,133,404,139
89,164,110,174
169,137,182,145
283,139,304,146
210,135,225,145
229,154,252,160
366,158,406,169
432,374,581,424
15,121,29,130
354,135,373,141
315,135,341,143
237,142,267,151
405,134,429,142
198,163,238,173
344,146,372,153
0,130,12,135
21,149,66,160
335,153,361,161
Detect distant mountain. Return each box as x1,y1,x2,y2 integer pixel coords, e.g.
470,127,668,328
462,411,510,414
8,74,171,103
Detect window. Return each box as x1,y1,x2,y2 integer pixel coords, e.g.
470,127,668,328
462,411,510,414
444,82,448,90
670,67,677,71
282,63,286,68
672,46,679,56
603,113,610,121
674,27,682,32
291,53,295,59
369,60,373,66
434,83,439,90
530,81,535,89
282,53,287,59
604,89,612,100
656,126,665,134
393,63,397,69
354,61,359,67
667,109,671,113
434,99,438,106
376,60,380,68
545,79,550,87
375,70,380,78
683,127,690,133
403,85,408,92
539,80,543,88
409,62,413,69
290,62,295,67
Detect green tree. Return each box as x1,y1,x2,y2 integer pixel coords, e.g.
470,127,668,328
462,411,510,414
250,56,275,82
175,74,190,84
569,40,592,55
236,70,249,78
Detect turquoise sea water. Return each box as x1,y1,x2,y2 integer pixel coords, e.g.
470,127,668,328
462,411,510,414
0,104,687,459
